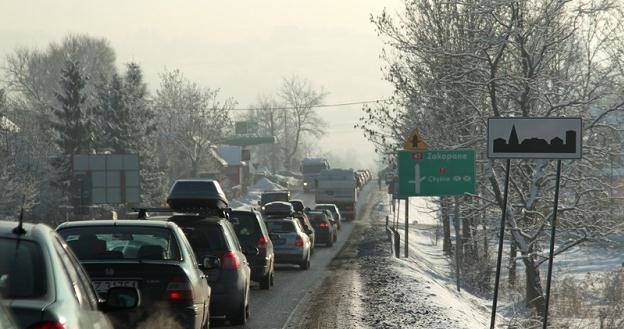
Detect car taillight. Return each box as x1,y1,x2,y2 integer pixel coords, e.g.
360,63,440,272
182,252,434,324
294,235,304,247
166,276,193,300
319,223,329,229
221,251,241,270
257,235,268,255
28,322,67,329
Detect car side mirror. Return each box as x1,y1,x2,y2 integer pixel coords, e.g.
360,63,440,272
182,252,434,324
101,287,140,312
200,256,221,270
305,228,313,235
243,247,259,256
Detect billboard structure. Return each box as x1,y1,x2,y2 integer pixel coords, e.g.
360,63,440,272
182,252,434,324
72,154,140,204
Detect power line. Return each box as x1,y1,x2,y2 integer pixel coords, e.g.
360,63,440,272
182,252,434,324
228,99,389,112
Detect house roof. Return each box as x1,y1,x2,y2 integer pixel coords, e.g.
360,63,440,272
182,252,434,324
0,115,19,133
217,145,243,166
208,147,228,167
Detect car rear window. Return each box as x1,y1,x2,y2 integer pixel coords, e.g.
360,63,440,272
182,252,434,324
58,226,181,261
174,222,228,257
264,202,293,214
261,193,289,204
316,206,335,214
230,212,261,245
266,221,295,233
308,214,326,223
0,238,47,299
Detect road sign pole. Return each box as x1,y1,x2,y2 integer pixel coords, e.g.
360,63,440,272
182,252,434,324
453,196,461,292
490,159,511,329
405,197,409,257
543,160,562,329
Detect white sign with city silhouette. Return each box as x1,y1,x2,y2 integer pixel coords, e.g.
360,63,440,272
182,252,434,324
487,118,582,159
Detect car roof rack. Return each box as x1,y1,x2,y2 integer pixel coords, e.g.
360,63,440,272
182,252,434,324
133,207,230,220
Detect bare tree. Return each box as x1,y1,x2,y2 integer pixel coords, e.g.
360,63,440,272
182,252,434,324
154,69,235,178
363,0,624,317
3,34,116,117
245,96,284,173
278,76,327,170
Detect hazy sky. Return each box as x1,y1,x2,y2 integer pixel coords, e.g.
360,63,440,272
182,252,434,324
0,0,401,170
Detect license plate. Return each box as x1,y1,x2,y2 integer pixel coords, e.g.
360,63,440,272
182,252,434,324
274,238,286,245
93,280,138,294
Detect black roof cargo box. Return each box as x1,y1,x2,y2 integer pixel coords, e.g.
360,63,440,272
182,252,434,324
167,179,228,211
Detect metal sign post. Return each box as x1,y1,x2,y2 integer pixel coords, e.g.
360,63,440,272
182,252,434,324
490,159,511,329
543,160,563,329
487,117,582,329
405,197,409,257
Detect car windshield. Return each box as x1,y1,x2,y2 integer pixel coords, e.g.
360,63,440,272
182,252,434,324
58,226,181,261
0,238,47,299
231,213,261,246
266,221,295,233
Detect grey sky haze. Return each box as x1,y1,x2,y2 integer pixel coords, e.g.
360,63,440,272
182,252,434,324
0,0,400,170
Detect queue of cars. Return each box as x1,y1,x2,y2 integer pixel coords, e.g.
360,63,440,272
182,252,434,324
0,178,345,329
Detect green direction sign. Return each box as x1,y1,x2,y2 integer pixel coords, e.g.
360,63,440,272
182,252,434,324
398,150,475,196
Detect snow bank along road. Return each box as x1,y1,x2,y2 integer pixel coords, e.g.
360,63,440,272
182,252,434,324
287,189,490,329
222,184,375,329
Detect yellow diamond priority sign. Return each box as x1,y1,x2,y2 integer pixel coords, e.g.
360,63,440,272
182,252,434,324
404,128,427,151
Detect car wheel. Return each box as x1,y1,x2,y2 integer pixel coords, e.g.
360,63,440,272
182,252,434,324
270,270,275,286
327,238,333,247
300,253,310,270
230,294,248,325
260,271,271,290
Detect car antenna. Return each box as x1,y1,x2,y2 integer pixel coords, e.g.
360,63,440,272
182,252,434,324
12,195,26,235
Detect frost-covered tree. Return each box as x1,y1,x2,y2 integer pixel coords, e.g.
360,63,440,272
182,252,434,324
154,69,234,178
244,96,285,173
362,0,624,316
51,60,95,198
245,76,327,173
123,63,166,204
4,34,116,117
96,63,167,204
2,34,116,220
278,76,326,170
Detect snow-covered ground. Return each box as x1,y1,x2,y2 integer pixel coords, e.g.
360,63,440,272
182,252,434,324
378,197,493,328
386,195,624,327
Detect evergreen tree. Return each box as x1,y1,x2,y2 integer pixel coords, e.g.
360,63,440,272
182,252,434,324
108,63,166,204
51,60,95,189
97,73,124,151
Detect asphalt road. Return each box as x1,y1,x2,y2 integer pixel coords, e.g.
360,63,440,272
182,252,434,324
219,184,374,329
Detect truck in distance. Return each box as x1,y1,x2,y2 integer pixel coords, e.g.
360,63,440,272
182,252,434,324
315,168,357,221
300,158,330,192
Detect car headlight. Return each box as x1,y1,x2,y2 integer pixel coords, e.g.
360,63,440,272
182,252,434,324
303,182,308,186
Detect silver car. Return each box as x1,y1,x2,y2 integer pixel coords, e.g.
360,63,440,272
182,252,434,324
0,221,138,329
265,218,312,270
